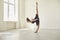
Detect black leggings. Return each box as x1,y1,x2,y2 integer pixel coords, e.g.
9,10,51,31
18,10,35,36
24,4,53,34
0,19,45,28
32,20,39,26
26,18,39,26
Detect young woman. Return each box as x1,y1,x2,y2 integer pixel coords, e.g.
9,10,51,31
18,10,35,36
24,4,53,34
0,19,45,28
26,1,40,33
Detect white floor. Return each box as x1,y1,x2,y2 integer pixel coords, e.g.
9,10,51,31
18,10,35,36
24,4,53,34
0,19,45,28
0,29,60,40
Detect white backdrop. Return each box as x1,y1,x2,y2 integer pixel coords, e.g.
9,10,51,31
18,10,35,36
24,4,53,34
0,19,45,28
25,0,60,29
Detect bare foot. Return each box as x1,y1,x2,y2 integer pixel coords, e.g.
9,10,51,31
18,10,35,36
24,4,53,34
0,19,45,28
26,18,30,22
34,31,38,33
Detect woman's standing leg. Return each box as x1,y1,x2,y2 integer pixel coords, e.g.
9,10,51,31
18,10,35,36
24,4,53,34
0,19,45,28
35,25,39,33
35,20,40,33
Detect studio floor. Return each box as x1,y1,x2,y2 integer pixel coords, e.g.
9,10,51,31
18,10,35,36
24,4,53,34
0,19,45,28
0,29,60,40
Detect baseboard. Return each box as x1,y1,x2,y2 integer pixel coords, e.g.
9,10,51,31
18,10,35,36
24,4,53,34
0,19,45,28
40,28,60,29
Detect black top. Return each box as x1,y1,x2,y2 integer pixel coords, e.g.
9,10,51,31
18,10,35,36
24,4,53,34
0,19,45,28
34,14,39,20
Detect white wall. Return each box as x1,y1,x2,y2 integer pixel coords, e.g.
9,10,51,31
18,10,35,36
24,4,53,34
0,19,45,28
0,21,16,31
25,0,60,29
39,0,60,29
25,0,36,29
0,0,3,21
18,0,25,28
